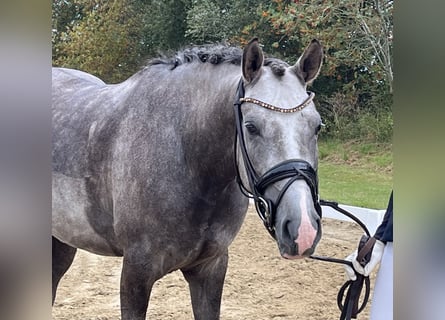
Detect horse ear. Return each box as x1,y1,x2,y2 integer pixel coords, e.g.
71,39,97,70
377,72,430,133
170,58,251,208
242,38,264,83
293,39,323,85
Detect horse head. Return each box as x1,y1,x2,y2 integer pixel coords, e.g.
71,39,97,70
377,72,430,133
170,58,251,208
235,38,323,259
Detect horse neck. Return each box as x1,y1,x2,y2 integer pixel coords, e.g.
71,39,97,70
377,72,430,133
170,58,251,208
189,64,240,122
180,64,241,185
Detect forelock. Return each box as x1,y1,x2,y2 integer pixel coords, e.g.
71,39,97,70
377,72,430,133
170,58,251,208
264,58,289,77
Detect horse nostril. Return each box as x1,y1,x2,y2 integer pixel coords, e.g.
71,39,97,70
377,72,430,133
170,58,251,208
283,220,297,241
285,221,293,236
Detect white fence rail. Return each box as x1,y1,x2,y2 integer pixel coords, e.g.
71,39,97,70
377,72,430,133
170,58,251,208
322,204,385,235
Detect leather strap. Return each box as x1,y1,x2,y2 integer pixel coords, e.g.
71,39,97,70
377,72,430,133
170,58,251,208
357,236,376,267
338,235,375,319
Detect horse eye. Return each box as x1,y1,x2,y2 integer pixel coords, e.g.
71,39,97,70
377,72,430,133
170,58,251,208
245,122,259,135
315,122,325,135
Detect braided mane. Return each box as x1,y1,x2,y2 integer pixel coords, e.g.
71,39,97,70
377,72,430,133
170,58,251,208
147,43,289,76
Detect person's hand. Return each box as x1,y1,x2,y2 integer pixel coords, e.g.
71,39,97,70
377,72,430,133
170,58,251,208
344,239,385,281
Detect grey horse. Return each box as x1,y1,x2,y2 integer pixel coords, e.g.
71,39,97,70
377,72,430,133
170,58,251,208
52,38,324,319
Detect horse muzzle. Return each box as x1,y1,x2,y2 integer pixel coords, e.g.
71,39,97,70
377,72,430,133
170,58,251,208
270,183,322,258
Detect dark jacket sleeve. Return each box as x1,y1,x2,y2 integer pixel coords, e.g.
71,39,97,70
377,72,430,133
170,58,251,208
374,191,393,243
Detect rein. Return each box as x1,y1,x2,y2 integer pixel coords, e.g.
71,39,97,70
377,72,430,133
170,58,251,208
312,200,374,320
232,78,375,319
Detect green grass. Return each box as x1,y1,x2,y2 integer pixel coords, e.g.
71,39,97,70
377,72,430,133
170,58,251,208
318,139,393,209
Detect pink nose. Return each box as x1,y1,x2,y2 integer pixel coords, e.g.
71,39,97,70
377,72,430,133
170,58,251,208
294,213,317,255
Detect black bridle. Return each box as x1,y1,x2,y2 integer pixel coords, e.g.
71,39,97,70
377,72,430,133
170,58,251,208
233,78,375,320
233,79,321,239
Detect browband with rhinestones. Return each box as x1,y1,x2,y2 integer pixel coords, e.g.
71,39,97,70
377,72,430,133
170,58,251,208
239,91,315,113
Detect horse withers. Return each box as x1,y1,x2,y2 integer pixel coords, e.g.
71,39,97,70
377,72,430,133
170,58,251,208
52,38,324,319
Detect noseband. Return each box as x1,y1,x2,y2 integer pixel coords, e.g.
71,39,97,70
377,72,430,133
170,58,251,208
233,79,321,239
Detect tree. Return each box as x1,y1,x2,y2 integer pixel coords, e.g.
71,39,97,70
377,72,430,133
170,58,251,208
185,0,229,43
356,0,393,92
140,0,191,57
257,0,393,91
52,0,85,58
53,0,145,83
182,0,270,47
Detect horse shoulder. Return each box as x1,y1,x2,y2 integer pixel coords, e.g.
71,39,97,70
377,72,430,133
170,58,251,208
52,69,134,179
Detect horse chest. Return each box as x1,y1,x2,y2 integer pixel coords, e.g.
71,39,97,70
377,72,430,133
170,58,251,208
52,173,121,256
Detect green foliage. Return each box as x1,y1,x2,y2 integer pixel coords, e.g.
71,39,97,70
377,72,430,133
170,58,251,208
185,0,230,42
184,0,274,46
140,0,190,56
52,0,84,58
53,0,145,83
318,85,393,142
